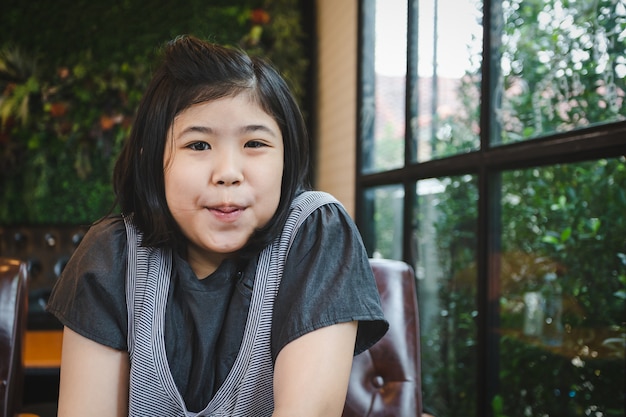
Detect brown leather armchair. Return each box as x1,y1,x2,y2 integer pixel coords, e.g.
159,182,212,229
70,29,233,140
342,258,423,417
0,258,29,417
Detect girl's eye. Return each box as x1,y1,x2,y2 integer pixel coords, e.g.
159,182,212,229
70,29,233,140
245,140,267,149
188,141,210,151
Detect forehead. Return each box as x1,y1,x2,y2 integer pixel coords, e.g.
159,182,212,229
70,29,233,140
177,93,275,123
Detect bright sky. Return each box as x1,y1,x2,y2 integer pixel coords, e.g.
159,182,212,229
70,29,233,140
375,0,483,78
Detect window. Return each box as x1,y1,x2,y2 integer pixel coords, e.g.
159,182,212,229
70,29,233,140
357,1,626,416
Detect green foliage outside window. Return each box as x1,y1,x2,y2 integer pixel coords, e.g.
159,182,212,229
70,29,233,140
420,1,626,416
494,159,626,417
427,146,626,417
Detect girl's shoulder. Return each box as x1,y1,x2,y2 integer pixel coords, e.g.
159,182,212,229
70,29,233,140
291,190,356,229
88,214,126,234
86,214,126,236
287,190,349,229
74,215,128,261
287,195,363,265
290,190,341,210
47,214,129,351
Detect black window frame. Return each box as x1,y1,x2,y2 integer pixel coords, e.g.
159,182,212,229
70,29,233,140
355,0,626,415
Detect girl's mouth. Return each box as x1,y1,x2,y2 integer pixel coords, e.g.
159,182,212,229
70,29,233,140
208,205,245,222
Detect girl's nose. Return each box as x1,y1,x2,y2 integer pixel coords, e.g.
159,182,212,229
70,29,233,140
211,151,243,186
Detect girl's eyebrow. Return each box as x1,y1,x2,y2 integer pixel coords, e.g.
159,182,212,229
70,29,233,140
240,124,278,137
177,125,213,138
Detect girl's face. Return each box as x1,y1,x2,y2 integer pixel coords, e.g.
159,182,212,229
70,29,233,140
164,93,284,277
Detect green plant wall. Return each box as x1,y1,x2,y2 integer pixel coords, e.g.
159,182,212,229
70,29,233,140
0,0,310,225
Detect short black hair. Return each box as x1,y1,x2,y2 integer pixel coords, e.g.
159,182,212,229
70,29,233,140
113,35,311,256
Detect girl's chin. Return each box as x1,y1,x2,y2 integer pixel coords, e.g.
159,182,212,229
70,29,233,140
203,241,248,255
186,229,256,256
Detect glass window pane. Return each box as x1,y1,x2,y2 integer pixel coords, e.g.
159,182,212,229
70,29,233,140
412,0,482,162
363,0,407,174
362,185,404,260
494,1,626,144
414,175,479,416
498,158,626,416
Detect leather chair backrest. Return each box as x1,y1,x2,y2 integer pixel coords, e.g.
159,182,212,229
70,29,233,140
0,258,29,417
343,258,423,417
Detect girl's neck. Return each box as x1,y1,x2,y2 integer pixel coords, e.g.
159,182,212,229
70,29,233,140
185,245,232,279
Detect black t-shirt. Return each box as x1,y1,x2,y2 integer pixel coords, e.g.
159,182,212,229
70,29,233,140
47,202,388,412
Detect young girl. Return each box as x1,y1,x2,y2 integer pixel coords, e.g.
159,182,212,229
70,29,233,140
47,35,388,417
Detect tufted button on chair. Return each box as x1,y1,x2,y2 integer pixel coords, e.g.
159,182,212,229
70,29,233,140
342,258,423,417
0,258,29,417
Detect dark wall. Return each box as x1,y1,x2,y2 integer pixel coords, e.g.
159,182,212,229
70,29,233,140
1,0,255,69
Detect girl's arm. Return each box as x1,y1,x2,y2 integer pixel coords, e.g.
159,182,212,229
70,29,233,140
57,327,129,417
272,321,358,417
